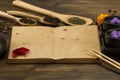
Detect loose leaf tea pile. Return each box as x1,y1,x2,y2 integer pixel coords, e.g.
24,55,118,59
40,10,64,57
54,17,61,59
0,20,12,33
20,17,36,24
68,17,86,25
44,16,60,24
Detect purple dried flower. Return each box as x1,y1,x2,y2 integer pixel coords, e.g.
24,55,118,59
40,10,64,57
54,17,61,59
117,31,120,37
110,17,120,24
117,20,120,24
111,30,120,39
110,19,115,24
111,34,119,39
111,30,117,35
112,17,118,21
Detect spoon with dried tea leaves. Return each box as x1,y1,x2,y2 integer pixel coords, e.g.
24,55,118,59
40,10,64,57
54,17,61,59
12,0,93,26
0,11,37,26
7,10,60,26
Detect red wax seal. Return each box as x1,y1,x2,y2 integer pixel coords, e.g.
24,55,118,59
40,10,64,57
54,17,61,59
12,47,30,58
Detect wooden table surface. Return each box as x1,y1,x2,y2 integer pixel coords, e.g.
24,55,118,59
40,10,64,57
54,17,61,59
0,0,120,80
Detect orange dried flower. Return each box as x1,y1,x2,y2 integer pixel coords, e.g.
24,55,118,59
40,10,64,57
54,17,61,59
97,14,109,25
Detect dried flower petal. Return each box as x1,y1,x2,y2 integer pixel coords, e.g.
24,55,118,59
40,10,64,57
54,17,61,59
97,14,109,25
12,47,30,58
108,9,112,13
113,10,117,13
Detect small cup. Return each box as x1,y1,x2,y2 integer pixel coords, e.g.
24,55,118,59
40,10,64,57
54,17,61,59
103,16,120,32
105,28,120,48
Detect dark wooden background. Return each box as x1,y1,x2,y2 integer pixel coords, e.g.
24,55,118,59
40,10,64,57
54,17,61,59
0,0,120,80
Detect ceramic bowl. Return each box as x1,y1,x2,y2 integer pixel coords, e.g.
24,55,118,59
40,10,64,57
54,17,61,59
103,16,120,32
105,28,120,48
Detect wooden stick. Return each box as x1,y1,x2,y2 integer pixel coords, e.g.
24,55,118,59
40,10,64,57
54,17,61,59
86,49,120,70
92,49,120,67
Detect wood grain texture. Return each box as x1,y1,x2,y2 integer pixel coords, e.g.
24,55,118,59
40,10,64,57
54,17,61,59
0,0,120,80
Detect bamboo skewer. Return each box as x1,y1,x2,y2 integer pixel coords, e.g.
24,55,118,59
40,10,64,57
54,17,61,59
92,49,120,67
86,49,120,70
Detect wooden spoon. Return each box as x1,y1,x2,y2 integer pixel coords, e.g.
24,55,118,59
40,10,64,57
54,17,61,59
7,10,60,26
12,0,93,26
0,11,37,26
